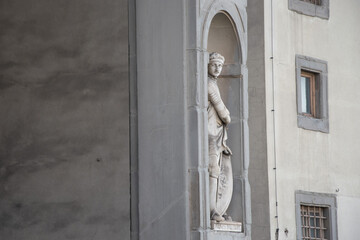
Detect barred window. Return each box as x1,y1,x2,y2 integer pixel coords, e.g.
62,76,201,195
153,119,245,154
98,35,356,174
301,205,328,240
296,192,337,240
301,0,322,6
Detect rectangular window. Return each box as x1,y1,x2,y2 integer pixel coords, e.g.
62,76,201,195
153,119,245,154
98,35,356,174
295,55,328,133
296,191,337,240
300,205,328,240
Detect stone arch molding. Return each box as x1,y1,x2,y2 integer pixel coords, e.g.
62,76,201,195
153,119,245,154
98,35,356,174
201,0,248,64
197,0,251,238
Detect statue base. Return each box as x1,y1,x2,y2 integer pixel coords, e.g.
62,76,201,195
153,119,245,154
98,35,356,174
211,220,242,232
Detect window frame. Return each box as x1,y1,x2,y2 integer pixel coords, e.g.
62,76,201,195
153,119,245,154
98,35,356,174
296,55,329,133
288,0,329,19
295,191,338,240
300,70,317,118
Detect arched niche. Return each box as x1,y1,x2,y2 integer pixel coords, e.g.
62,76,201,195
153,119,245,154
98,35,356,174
207,12,244,224
192,1,250,237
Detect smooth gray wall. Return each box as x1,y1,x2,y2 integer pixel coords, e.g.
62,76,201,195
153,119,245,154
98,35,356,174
247,0,271,239
135,0,188,239
0,1,130,240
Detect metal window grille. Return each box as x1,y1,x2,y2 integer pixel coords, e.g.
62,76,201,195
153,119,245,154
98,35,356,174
301,205,327,240
301,0,322,5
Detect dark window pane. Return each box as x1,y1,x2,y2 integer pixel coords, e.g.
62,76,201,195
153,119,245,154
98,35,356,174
310,218,314,226
310,228,315,237
301,76,311,114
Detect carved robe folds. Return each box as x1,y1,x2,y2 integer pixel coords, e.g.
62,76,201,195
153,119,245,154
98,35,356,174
208,77,233,220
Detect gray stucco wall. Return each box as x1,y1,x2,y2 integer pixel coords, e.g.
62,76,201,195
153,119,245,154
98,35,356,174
134,0,188,239
0,1,130,240
247,0,271,239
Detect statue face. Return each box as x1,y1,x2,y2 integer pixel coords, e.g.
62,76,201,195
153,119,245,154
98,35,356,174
208,61,223,78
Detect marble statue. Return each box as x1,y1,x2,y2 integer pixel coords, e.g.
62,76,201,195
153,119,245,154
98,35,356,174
208,52,233,222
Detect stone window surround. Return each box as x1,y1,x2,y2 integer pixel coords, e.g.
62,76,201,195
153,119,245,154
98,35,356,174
288,0,329,19
295,191,338,240
296,54,329,133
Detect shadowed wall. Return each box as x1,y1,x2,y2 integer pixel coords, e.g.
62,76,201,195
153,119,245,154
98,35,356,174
248,0,271,239
0,1,129,239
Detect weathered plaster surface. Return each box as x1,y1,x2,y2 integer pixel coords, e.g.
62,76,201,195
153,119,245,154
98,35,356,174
337,196,360,239
0,1,129,239
265,0,360,239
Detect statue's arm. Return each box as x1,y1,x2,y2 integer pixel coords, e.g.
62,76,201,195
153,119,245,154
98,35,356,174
208,84,231,124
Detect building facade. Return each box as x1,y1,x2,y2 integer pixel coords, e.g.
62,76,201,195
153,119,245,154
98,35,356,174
0,0,359,240
264,0,360,239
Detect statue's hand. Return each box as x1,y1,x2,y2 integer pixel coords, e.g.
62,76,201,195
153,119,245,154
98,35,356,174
223,115,231,125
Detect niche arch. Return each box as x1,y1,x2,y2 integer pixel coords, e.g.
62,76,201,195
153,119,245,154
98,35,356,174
201,2,247,63
200,1,251,237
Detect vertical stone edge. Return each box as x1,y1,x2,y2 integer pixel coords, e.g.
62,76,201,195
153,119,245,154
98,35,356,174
129,0,139,239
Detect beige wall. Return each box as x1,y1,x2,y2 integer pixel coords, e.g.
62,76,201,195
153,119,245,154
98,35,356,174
264,0,360,239
337,196,360,239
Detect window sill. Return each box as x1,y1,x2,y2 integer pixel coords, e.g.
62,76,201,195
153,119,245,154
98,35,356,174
297,115,329,133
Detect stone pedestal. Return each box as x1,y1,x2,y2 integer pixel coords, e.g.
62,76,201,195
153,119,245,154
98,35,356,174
211,221,242,232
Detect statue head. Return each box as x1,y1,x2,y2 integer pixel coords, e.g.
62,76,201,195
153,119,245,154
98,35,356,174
208,52,225,78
